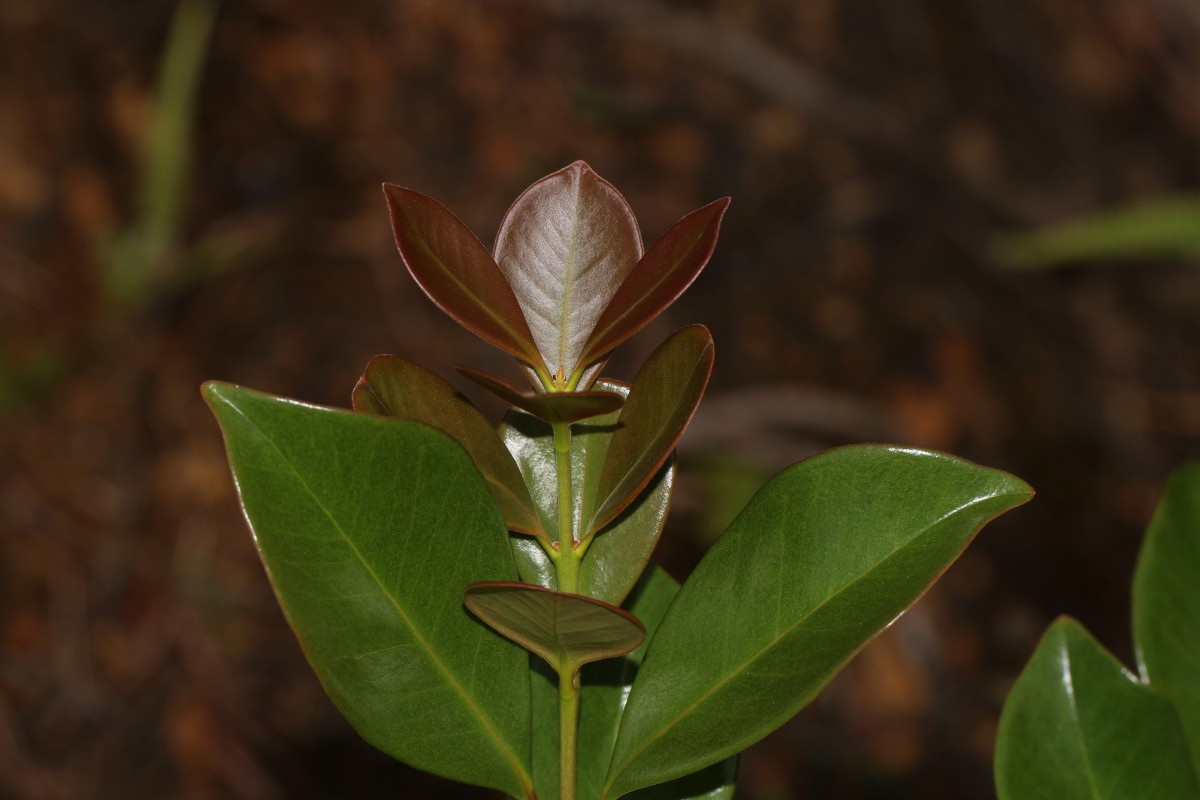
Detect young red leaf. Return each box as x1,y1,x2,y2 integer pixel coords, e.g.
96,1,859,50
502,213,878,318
464,582,646,672
493,161,643,383
382,184,544,371
580,198,730,369
353,355,544,539
589,325,714,534
456,365,624,426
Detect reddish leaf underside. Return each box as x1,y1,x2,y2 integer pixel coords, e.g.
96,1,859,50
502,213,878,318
580,197,730,370
383,183,544,371
590,325,714,534
352,354,543,538
464,581,646,671
456,365,625,425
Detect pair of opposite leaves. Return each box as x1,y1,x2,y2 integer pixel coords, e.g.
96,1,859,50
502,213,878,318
362,162,727,675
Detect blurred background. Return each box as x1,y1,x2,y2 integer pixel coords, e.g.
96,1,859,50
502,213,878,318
1,0,1198,797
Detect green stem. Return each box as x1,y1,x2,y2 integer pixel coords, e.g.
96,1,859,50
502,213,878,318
551,421,582,800
552,422,578,585
558,663,580,800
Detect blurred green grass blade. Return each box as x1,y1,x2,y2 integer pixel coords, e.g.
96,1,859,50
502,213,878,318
108,0,216,306
995,194,1200,270
142,0,216,244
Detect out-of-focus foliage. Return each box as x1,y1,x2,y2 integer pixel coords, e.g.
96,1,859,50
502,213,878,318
995,195,1200,270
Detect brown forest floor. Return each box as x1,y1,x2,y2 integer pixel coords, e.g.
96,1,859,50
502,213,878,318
1,0,1199,798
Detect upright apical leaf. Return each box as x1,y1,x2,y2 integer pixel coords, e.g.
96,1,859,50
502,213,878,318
494,161,643,382
580,198,730,369
603,446,1032,797
1133,462,1200,769
589,325,713,534
383,183,544,371
995,618,1200,800
204,382,534,799
353,355,543,538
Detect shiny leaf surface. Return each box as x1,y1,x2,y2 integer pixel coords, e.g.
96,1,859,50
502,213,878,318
203,382,533,798
995,618,1200,800
530,565,737,800
580,198,730,369
590,325,712,534
465,582,645,672
494,161,642,381
1133,461,1200,767
352,355,543,537
457,365,624,425
500,381,674,605
383,183,543,370
604,446,1032,797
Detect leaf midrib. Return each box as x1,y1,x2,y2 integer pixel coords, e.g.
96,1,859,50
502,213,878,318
584,226,706,362
591,347,708,532
409,227,539,368
604,486,1024,797
1060,639,1105,800
225,399,533,795
364,380,541,537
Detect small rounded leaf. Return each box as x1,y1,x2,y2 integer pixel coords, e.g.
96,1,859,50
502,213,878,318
464,582,646,672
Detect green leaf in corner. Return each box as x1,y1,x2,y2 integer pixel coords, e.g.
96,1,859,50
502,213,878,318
494,161,643,382
603,445,1032,797
1133,461,1200,769
464,582,645,672
499,380,673,606
995,618,1200,800
203,382,534,799
352,355,544,539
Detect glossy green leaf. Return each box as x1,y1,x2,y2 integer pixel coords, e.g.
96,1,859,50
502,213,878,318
352,355,543,538
465,582,645,672
604,446,1032,797
590,325,712,535
203,382,534,798
457,365,624,425
1133,462,1200,767
530,565,738,800
500,381,674,606
580,198,730,369
383,183,544,370
995,618,1200,800
494,161,643,382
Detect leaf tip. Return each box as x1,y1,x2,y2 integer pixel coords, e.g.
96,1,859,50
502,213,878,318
200,379,234,409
